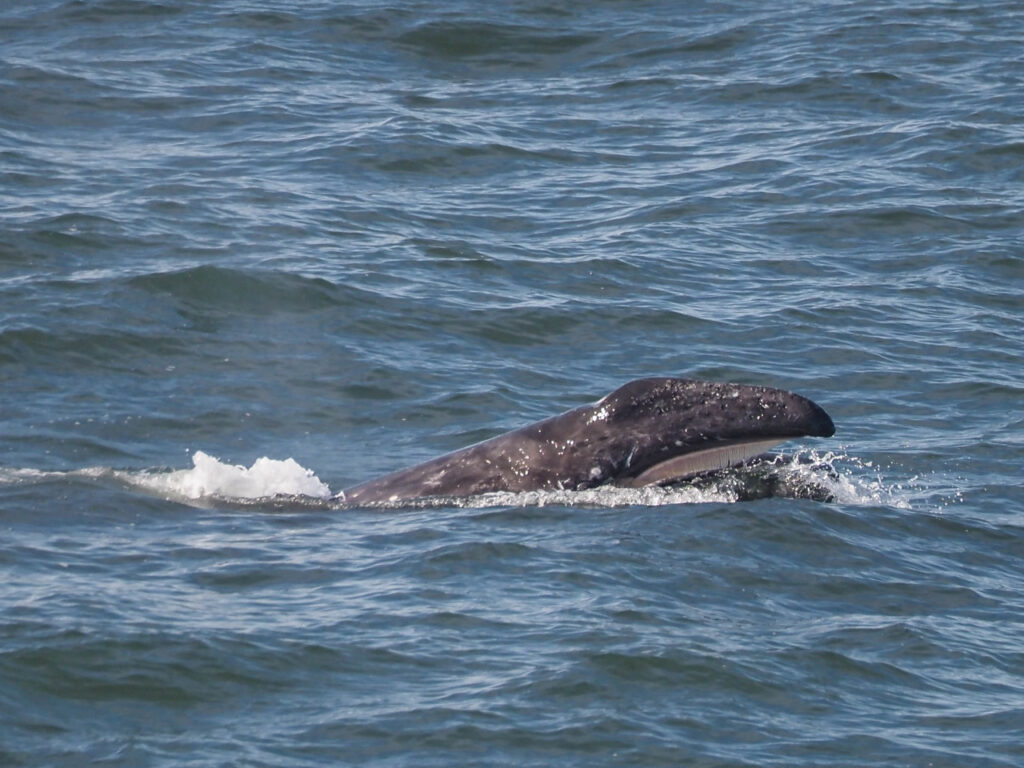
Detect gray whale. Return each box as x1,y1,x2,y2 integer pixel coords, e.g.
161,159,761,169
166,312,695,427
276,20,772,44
341,377,835,505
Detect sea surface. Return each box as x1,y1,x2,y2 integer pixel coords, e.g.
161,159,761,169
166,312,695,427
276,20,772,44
2,1,1022,766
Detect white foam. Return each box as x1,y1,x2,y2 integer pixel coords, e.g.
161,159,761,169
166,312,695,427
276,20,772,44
133,451,332,501
466,483,740,509
787,449,915,509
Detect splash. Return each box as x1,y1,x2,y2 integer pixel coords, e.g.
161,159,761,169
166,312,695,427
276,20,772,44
811,451,915,509
130,451,332,501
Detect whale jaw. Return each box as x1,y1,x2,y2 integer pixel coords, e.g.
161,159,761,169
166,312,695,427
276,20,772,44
619,438,785,488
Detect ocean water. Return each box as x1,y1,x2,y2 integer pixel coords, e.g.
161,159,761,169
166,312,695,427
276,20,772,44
2,0,1022,765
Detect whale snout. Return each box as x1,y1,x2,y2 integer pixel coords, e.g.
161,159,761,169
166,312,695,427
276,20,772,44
802,397,835,438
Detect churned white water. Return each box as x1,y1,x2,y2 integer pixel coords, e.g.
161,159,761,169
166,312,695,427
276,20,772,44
132,451,332,501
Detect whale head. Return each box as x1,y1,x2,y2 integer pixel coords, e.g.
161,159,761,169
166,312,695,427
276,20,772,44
552,377,836,488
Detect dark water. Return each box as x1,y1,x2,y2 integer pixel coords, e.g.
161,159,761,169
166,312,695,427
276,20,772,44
2,1,1022,765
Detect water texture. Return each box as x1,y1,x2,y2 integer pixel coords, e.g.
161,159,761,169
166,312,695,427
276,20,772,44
1,1,1022,766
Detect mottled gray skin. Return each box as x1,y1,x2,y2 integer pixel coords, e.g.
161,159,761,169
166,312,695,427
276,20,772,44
341,378,835,505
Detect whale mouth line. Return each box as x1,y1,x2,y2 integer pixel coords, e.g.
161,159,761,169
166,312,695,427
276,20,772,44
621,438,786,487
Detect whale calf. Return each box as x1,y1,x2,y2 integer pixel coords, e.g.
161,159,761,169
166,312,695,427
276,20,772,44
341,377,835,505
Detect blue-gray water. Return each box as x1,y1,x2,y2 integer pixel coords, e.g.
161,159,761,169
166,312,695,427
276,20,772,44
2,1,1022,766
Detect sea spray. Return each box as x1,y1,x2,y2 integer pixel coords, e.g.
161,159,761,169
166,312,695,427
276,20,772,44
137,451,333,501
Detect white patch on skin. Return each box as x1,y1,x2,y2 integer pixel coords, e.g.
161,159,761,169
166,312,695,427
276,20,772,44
589,466,602,480
625,446,637,468
587,405,610,424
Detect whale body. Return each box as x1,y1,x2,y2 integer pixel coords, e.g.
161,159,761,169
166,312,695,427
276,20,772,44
341,377,835,506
